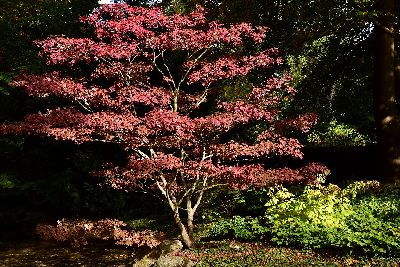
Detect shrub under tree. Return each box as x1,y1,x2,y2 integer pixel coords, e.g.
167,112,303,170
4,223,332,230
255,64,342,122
1,3,327,248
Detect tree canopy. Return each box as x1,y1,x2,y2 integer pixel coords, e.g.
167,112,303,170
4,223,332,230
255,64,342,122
1,4,327,247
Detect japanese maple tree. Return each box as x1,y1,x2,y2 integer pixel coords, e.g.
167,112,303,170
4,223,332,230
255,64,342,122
2,4,326,248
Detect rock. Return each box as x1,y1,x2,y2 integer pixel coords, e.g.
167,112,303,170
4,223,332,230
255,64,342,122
154,255,194,267
134,256,155,267
157,239,183,256
134,239,193,267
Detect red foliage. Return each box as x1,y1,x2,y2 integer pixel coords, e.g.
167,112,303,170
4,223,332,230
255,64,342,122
35,218,164,248
2,4,327,247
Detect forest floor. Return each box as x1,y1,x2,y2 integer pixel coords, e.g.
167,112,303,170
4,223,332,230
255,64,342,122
1,239,399,266
180,240,400,266
0,241,137,266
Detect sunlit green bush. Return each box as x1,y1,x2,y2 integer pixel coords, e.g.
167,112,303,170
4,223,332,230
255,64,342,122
205,181,400,255
307,119,372,146
265,181,400,255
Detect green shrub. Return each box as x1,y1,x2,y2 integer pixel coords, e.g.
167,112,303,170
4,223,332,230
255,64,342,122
264,181,400,255
265,184,353,248
199,187,271,223
307,119,372,146
342,192,400,254
203,216,267,241
204,181,400,256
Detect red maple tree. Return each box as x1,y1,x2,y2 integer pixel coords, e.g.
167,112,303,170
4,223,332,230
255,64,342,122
2,4,326,248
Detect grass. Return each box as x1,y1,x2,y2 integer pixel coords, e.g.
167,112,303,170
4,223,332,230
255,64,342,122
176,240,400,266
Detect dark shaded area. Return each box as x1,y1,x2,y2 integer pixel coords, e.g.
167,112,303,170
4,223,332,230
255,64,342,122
0,136,169,241
0,241,143,266
0,0,134,242
0,0,98,72
303,145,379,182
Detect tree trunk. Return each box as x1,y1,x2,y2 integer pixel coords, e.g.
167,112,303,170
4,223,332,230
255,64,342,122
373,0,400,183
178,223,194,249
396,56,400,108
395,23,400,105
172,207,194,248
186,206,195,244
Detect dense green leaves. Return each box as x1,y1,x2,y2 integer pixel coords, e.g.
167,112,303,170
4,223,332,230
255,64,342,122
204,181,400,256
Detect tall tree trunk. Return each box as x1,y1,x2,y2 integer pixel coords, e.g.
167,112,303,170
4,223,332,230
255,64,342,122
396,52,400,110
395,14,400,105
373,0,400,183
